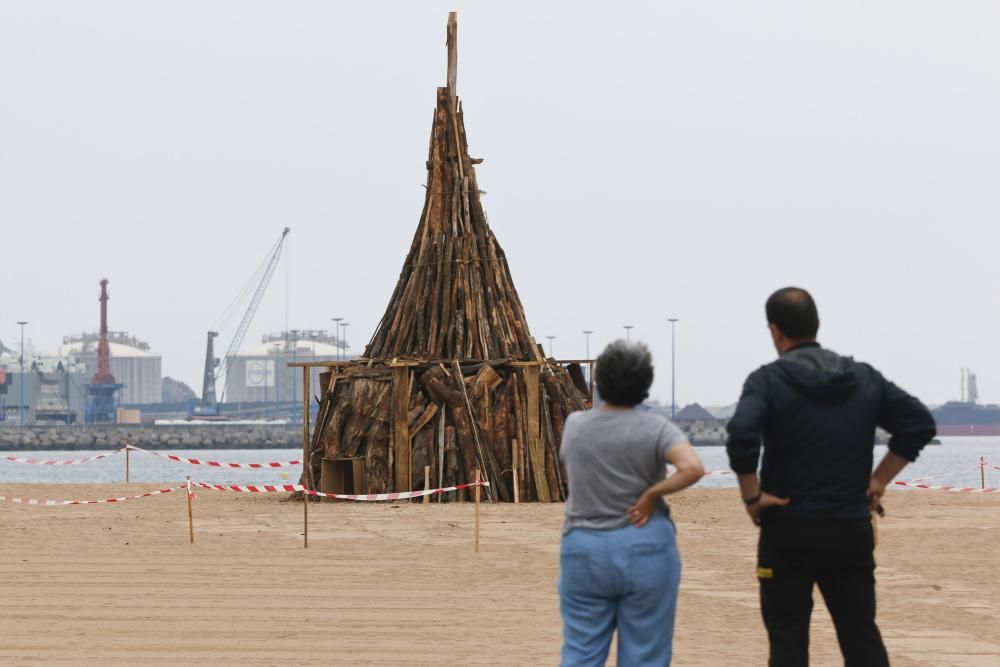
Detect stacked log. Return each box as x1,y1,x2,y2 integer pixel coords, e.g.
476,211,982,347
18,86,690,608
305,13,590,501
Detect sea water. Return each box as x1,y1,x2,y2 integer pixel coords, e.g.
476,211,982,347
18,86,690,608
0,448,304,486
693,436,1000,489
0,437,996,489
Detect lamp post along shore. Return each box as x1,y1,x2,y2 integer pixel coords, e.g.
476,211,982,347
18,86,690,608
668,318,679,418
331,317,343,361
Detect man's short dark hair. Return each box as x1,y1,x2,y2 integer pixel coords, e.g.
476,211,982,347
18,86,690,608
766,287,819,339
595,340,653,407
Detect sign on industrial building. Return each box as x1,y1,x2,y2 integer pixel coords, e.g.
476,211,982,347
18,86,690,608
245,360,274,388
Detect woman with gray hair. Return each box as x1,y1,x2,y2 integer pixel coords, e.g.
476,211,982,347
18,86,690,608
558,340,704,666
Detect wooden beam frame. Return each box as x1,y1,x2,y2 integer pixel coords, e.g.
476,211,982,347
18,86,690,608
300,365,311,548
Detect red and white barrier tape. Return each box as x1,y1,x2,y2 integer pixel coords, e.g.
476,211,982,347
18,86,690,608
193,480,490,501
126,445,300,469
701,470,732,478
892,480,999,493
0,485,183,506
906,463,987,484
2,448,124,466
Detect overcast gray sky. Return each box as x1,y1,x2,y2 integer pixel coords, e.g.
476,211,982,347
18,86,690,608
1,1,997,406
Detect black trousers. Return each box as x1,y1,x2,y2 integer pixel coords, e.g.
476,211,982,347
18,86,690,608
757,515,889,667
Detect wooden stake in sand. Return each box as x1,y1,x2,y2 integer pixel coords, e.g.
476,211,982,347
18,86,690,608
187,476,194,544
511,439,520,504
474,469,481,553
302,368,311,549
125,445,130,484
982,457,987,490
423,466,431,504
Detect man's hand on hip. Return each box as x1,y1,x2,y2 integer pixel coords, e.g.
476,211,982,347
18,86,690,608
868,476,887,513
746,493,791,526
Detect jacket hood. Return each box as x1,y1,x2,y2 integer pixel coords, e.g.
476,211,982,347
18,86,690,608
774,345,858,403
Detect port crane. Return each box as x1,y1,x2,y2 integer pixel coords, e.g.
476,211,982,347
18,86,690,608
85,279,124,423
195,227,290,416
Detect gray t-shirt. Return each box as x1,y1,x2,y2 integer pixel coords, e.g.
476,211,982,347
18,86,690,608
560,408,688,534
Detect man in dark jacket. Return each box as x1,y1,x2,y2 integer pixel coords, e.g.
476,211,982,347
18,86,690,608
727,287,936,667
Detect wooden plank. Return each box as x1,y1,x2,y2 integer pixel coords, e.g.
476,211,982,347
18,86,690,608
438,406,446,501
287,361,357,368
392,366,411,493
523,364,550,502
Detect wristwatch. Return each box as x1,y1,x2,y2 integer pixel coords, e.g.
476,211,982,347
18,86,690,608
742,493,762,506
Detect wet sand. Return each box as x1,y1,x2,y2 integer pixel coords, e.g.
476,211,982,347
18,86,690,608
0,485,996,665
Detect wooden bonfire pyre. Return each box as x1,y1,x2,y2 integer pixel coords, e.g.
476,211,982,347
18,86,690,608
305,13,590,502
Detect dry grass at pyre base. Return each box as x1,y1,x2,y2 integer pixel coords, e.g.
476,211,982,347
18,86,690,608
0,486,996,666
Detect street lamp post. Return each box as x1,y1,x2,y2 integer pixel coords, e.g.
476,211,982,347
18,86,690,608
331,317,343,361
623,325,634,341
341,323,350,360
17,321,27,427
546,335,556,357
668,318,679,418
582,330,593,360
272,343,281,410
290,330,300,410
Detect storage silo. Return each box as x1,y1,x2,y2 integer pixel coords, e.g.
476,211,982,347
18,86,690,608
60,332,162,404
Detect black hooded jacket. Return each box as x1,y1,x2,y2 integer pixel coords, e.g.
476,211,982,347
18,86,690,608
726,343,936,519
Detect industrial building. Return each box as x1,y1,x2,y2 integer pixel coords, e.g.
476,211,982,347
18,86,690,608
59,332,162,404
223,330,346,405
0,343,89,423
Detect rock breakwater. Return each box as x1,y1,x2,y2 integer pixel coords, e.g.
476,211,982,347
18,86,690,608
0,424,300,451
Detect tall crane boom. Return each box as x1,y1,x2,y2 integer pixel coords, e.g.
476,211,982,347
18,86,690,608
220,227,290,376
198,227,289,412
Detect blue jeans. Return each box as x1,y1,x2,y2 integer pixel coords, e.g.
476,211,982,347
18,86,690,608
559,514,681,666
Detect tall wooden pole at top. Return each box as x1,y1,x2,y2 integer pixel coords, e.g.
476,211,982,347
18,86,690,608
447,12,458,103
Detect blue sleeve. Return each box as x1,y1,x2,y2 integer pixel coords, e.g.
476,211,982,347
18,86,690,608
726,368,769,474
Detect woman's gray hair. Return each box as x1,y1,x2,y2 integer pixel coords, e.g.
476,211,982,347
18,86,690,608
595,340,654,407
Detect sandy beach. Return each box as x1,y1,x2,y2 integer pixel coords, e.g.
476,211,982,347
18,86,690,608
0,486,996,666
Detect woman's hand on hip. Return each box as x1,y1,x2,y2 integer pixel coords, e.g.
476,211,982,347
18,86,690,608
627,491,658,527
